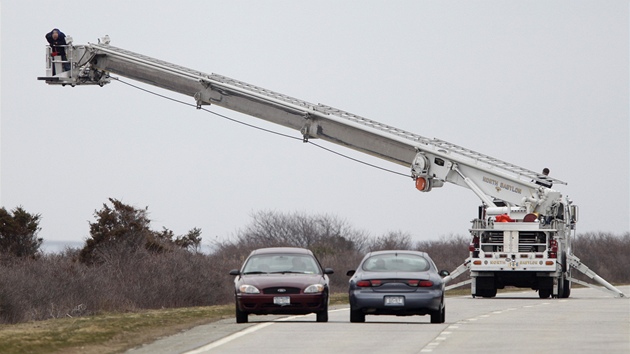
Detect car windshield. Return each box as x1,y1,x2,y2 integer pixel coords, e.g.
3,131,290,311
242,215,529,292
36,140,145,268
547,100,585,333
362,253,431,272
242,254,321,274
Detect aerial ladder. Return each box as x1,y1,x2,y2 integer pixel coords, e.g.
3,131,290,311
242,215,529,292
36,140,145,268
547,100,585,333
38,36,625,298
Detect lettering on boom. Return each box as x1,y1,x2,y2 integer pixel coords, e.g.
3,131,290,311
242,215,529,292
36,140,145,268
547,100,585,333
500,182,522,194
483,176,499,186
482,176,523,195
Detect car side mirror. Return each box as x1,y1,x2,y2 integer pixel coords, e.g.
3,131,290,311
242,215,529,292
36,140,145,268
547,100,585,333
229,269,240,276
346,270,356,276
439,270,450,277
323,268,334,275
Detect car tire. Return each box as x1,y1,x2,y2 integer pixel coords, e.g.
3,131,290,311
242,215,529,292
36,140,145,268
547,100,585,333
350,308,365,323
235,303,248,323
316,309,328,322
430,303,445,324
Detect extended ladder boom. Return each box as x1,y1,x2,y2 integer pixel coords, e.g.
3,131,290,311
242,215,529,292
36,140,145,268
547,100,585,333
40,37,627,299
38,38,565,214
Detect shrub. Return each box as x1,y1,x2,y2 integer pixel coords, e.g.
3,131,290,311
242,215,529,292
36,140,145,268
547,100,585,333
0,206,42,258
79,198,201,264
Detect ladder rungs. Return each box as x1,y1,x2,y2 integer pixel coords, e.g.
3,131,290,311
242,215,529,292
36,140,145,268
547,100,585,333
95,44,566,185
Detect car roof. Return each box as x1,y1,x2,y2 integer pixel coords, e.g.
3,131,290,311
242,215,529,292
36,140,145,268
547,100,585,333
249,247,313,256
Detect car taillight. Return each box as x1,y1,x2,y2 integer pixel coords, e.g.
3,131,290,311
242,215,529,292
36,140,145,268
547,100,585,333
356,280,371,287
407,280,433,287
356,280,382,287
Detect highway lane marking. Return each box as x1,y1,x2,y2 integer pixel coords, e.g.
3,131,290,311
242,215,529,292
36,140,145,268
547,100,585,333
420,301,567,352
183,309,347,353
187,301,566,353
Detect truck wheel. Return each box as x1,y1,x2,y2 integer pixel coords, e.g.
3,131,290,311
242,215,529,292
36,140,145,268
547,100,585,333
476,288,497,298
539,289,551,299
560,277,571,298
235,303,248,323
559,252,571,298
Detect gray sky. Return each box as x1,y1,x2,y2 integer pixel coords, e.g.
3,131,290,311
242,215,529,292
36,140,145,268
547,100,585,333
1,1,628,249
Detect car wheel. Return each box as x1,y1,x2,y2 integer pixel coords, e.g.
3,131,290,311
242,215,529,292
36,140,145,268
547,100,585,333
316,309,328,322
350,308,365,323
430,303,445,324
235,303,248,323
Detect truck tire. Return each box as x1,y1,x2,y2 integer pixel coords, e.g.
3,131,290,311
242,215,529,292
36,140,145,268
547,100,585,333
559,252,572,298
475,288,497,298
539,289,551,298
559,277,571,298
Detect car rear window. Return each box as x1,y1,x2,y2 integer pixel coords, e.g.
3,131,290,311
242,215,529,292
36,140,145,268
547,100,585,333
362,253,430,272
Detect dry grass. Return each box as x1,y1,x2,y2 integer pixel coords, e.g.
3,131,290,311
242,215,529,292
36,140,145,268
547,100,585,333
0,305,233,354
0,293,349,354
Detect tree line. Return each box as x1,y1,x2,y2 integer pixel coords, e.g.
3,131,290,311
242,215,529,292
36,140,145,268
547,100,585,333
0,200,628,324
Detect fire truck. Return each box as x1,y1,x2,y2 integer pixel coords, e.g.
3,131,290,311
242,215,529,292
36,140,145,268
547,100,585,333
38,36,625,298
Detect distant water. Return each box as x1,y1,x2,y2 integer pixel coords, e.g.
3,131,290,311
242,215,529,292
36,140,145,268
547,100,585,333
41,240,84,254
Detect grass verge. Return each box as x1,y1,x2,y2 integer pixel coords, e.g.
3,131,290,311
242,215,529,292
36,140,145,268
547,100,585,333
0,293,349,354
0,306,233,354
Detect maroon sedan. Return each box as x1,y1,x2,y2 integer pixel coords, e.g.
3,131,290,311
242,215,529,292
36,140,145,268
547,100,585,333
229,247,334,323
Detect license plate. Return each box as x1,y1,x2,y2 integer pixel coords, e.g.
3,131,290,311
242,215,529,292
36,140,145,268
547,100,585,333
274,296,290,306
384,296,405,306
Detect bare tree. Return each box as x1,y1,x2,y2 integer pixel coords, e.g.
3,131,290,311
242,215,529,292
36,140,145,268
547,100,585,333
219,210,369,252
366,230,413,251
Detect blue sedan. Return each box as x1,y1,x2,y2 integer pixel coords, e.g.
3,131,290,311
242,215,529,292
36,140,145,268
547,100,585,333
347,250,449,323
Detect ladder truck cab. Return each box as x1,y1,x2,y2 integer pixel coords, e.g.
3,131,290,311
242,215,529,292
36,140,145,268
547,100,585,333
38,36,625,299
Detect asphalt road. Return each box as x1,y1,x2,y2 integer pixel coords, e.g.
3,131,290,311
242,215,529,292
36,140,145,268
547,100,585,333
127,285,630,354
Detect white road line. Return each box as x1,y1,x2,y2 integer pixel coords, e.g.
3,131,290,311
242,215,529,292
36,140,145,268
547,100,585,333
183,322,275,353
184,309,347,353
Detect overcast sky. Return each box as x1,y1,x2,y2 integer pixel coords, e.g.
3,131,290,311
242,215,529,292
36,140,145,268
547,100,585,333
1,1,628,250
